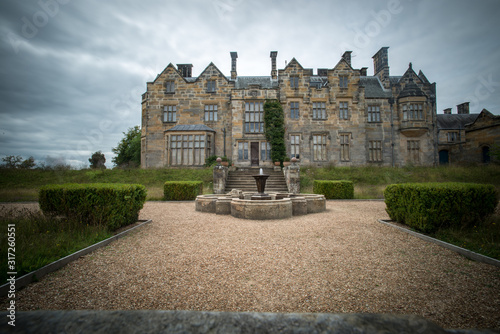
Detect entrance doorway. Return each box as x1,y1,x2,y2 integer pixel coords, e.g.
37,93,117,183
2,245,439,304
439,150,449,165
251,142,259,166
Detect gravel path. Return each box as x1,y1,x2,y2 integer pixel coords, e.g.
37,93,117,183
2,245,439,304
4,201,500,329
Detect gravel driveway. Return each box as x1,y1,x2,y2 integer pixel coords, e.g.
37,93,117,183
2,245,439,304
4,201,500,329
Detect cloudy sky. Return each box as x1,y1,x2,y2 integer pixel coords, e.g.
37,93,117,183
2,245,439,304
1,0,499,168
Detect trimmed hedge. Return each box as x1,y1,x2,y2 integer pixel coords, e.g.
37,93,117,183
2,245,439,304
313,180,354,199
164,181,203,201
384,182,498,233
39,183,147,231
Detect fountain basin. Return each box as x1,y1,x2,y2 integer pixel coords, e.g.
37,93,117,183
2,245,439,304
231,198,292,220
195,193,326,220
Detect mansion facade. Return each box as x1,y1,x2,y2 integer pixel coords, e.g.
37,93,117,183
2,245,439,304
141,47,438,168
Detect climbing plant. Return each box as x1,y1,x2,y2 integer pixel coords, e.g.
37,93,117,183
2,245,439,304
264,99,286,164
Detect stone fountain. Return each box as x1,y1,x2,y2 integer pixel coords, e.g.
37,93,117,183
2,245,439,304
251,168,271,200
195,165,326,220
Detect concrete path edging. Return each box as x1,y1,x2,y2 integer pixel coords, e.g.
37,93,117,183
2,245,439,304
378,219,500,268
0,219,152,297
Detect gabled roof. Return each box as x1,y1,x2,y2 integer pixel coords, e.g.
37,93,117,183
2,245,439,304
196,62,230,83
437,114,480,129
151,63,185,84
332,57,354,71
399,63,424,85
418,70,430,84
166,124,216,132
282,58,304,71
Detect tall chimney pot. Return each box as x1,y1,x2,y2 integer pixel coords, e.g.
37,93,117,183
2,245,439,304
270,51,278,80
230,52,238,80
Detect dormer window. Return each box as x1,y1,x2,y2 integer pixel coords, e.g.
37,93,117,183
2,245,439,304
207,80,216,93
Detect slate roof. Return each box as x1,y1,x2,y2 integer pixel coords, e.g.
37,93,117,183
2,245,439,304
436,114,479,129
359,77,392,98
310,76,329,89
234,76,278,89
398,78,426,98
166,124,216,132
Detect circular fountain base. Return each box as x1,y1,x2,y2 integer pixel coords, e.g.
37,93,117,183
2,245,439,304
195,193,326,220
231,198,292,220
250,194,272,201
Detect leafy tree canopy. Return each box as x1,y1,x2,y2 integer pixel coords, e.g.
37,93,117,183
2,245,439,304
112,126,141,168
1,155,35,169
89,151,106,169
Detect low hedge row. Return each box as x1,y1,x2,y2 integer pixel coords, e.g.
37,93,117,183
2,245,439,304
164,181,203,200
384,182,498,233
313,180,354,199
39,183,147,231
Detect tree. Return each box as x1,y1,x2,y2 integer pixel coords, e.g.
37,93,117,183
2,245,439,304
112,126,141,168
89,151,106,169
1,155,35,169
263,100,287,164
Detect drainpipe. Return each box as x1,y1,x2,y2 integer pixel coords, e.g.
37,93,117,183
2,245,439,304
223,127,226,157
389,98,395,167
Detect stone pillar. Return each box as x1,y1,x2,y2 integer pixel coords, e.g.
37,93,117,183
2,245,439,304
283,158,300,195
213,159,228,194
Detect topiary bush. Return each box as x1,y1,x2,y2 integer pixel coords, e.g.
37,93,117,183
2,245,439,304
39,183,147,231
313,180,354,199
384,182,498,233
164,181,203,201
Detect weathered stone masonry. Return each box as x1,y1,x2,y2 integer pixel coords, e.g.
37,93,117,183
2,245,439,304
141,47,438,168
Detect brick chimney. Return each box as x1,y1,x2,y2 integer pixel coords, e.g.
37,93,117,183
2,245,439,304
177,64,193,78
457,102,470,114
372,47,390,89
443,108,452,114
342,51,352,66
270,51,278,80
230,52,238,80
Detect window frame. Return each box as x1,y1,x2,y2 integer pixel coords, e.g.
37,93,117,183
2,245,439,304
163,105,177,123
402,103,424,121
204,104,218,122
407,140,420,163
312,102,327,120
339,101,349,120
290,76,299,89
447,131,459,143
165,81,175,94
367,105,381,123
207,80,216,93
312,134,327,161
290,134,300,159
290,101,299,120
244,101,264,134
368,140,383,162
169,133,207,166
339,75,348,89
340,133,350,162
238,141,249,160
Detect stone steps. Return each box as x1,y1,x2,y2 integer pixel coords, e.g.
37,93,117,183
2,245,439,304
225,168,288,193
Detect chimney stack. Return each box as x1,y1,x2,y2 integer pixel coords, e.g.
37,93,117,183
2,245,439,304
443,108,452,114
342,51,352,66
457,102,470,114
372,47,390,89
177,64,193,78
230,52,238,80
360,67,368,76
270,51,278,80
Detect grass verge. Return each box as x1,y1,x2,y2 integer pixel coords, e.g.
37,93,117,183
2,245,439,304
0,207,112,284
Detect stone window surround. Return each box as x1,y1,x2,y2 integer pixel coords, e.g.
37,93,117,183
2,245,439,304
244,101,264,133
207,80,216,93
339,132,351,162
165,81,175,94
367,105,381,123
339,75,349,89
289,101,300,120
204,104,218,122
289,133,301,159
402,102,424,121
166,132,212,166
163,105,177,123
368,140,383,162
311,132,329,161
339,101,349,120
407,140,420,163
312,101,327,120
290,76,299,89
447,131,459,143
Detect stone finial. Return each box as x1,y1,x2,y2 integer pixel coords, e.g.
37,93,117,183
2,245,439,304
216,157,222,165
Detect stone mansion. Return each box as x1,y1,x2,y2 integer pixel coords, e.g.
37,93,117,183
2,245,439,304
141,47,438,168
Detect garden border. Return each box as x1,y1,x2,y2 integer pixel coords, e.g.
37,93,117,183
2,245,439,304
0,219,152,297
378,219,500,268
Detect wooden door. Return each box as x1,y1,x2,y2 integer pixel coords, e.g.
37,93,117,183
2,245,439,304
251,142,259,166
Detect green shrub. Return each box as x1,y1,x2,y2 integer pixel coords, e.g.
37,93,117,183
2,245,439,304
384,182,498,233
313,180,354,199
39,183,147,231
164,181,203,201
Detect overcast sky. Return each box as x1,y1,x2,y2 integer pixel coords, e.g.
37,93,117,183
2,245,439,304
1,0,499,168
